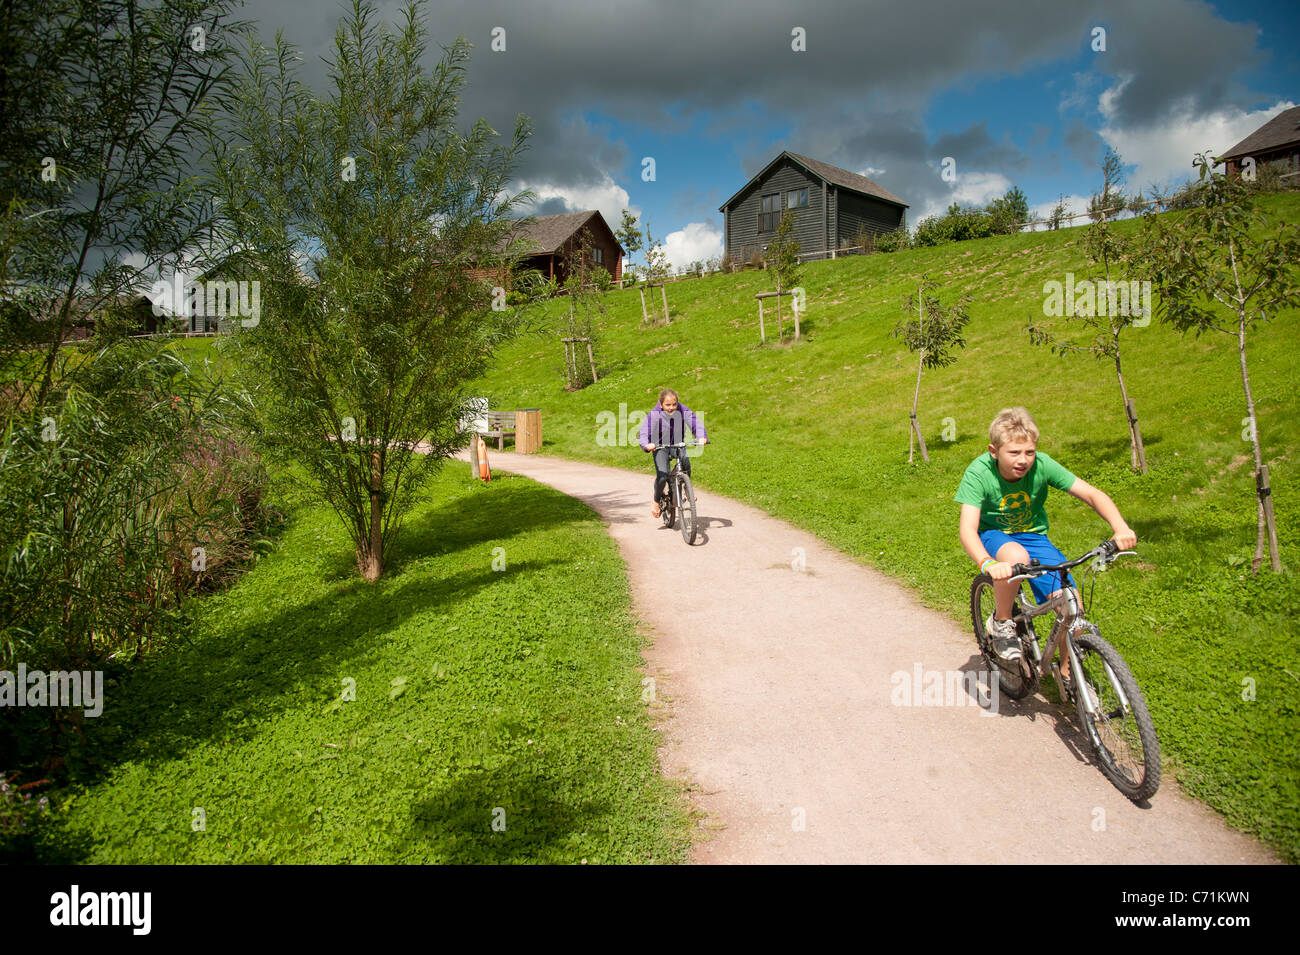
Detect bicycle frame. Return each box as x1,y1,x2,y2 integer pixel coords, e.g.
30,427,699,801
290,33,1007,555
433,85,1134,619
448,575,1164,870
1008,555,1133,719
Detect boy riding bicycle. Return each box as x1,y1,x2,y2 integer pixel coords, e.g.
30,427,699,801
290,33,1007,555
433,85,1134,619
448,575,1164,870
955,407,1137,665
639,388,708,518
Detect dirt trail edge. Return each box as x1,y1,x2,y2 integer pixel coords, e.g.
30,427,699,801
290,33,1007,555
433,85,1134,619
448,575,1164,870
463,450,1276,864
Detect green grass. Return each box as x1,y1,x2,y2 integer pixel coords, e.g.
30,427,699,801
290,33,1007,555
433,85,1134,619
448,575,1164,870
472,194,1300,861
23,466,691,864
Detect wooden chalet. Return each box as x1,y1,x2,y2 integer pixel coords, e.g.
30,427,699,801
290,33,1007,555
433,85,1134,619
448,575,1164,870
1219,104,1300,179
719,151,908,264
503,209,624,286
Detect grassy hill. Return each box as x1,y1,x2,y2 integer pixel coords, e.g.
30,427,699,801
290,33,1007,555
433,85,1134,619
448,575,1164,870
473,194,1300,860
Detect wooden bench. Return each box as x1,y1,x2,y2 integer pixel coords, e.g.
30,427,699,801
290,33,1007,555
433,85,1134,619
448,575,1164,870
481,411,517,450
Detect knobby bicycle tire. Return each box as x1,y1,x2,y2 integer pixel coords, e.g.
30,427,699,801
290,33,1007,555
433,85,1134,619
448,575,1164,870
676,472,697,544
661,473,676,528
969,574,1036,700
1069,624,1161,802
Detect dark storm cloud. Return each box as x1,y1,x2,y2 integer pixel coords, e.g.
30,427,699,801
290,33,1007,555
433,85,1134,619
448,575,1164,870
1064,121,1105,165
237,0,1271,218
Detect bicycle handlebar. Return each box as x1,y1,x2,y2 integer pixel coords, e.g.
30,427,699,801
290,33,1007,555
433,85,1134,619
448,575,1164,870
1007,539,1126,582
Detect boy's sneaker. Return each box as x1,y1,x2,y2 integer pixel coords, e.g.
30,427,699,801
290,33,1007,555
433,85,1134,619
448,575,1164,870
985,614,1022,662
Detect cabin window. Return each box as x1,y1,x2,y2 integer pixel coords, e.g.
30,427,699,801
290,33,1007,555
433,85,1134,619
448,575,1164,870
759,193,780,232
787,188,809,209
593,247,604,264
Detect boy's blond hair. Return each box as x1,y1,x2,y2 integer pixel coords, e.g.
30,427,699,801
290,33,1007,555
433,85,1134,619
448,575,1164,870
989,407,1039,448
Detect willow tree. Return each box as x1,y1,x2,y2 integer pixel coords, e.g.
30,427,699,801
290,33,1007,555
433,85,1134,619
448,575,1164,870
207,0,533,579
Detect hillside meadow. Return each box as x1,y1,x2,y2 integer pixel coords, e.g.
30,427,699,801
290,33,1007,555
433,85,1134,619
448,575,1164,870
473,194,1300,860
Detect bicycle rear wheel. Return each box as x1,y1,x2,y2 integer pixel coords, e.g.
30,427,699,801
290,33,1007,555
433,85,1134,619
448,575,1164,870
676,472,697,544
1069,625,1161,802
970,574,1036,699
660,473,676,528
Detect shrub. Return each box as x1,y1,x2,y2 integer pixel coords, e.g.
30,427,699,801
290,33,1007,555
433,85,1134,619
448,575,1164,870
913,203,994,247
875,228,909,253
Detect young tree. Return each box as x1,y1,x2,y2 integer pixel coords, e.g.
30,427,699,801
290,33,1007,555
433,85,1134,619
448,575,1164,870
1048,194,1070,231
1087,147,1127,222
614,208,642,281
207,0,533,580
640,221,670,324
986,186,1029,234
893,275,971,464
1028,203,1151,472
1142,152,1300,573
767,209,802,337
558,229,607,388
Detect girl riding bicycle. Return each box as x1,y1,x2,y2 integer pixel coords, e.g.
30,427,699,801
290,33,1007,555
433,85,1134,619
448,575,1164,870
639,388,708,518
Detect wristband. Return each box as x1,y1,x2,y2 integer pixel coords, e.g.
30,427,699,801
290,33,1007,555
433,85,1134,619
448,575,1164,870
979,558,997,573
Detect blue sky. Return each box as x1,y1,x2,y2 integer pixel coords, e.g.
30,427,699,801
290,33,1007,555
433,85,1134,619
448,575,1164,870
235,0,1299,271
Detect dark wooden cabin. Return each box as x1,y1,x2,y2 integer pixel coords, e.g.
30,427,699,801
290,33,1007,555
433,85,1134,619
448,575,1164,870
1219,105,1300,180
719,151,908,264
503,210,624,286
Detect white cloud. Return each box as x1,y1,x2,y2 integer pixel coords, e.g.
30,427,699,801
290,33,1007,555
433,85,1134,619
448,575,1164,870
912,170,1013,225
514,174,635,235
661,221,723,272
858,166,886,177
1097,84,1296,189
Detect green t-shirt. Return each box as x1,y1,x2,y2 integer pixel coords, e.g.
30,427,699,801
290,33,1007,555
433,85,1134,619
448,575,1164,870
954,450,1077,534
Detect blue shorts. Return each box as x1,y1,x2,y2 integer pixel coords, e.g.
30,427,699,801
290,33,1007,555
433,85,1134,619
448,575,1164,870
979,530,1077,605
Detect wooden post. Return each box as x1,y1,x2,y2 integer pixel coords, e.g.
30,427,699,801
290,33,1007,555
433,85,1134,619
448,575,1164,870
586,340,598,383
910,412,930,464
639,287,648,326
660,284,670,324
1125,398,1148,472
1258,465,1283,573
758,297,766,343
564,339,577,387
469,433,480,479
792,290,800,340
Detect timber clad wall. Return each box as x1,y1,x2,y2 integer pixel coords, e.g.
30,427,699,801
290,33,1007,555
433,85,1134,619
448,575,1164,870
837,191,908,244
725,159,828,264
721,152,907,262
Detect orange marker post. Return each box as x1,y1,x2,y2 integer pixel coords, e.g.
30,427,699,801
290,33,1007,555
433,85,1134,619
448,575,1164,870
477,435,491,481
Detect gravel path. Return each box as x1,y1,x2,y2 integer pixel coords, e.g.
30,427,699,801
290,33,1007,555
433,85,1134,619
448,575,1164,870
464,449,1276,864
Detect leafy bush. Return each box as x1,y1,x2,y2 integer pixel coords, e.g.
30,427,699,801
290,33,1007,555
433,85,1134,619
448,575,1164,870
0,342,266,675
913,203,994,247
875,228,909,253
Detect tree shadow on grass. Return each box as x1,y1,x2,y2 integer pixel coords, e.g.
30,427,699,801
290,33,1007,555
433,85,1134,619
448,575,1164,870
1058,429,1165,467
404,763,613,864
44,480,588,858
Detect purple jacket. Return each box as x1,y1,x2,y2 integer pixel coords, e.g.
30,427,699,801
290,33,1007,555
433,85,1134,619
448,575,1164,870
639,403,708,450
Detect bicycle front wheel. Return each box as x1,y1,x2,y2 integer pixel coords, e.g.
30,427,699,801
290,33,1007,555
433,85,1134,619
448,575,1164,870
1069,624,1161,802
969,574,1035,700
676,472,697,544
